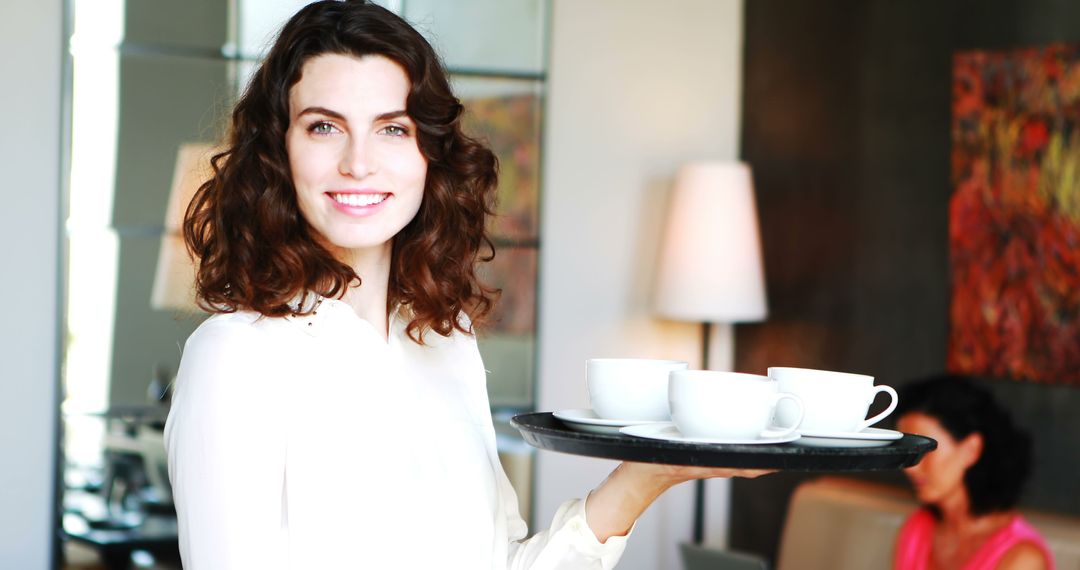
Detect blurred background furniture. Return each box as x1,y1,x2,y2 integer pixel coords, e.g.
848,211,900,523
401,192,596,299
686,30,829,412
62,406,177,570
62,510,178,570
680,542,768,570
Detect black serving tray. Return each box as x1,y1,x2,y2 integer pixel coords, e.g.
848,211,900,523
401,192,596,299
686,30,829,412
511,412,936,471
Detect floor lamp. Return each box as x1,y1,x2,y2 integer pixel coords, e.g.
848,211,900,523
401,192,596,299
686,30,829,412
653,161,768,546
151,143,216,313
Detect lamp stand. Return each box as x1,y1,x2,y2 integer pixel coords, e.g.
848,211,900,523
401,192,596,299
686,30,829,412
692,321,735,546
691,321,711,545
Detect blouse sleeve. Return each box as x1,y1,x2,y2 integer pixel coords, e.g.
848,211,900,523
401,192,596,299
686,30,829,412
505,494,632,570
164,317,289,570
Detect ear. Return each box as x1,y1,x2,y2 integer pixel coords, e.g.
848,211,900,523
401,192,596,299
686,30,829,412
958,432,984,468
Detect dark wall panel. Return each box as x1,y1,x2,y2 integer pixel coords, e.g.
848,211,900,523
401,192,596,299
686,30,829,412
734,0,1080,563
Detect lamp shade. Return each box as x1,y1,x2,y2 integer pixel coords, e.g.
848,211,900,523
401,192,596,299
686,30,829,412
164,143,216,231
151,143,216,311
653,161,767,323
151,233,199,310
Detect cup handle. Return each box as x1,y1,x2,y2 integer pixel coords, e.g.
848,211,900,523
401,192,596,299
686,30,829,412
766,393,804,438
857,385,899,431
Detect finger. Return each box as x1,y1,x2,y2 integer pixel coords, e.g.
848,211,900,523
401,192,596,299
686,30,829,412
737,469,776,478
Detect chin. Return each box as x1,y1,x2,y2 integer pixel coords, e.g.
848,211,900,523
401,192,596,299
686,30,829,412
320,230,395,252
915,488,943,507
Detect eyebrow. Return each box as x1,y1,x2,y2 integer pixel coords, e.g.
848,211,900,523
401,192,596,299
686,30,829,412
295,106,410,122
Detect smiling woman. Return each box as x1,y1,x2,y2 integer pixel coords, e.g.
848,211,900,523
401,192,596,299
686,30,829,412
167,3,514,564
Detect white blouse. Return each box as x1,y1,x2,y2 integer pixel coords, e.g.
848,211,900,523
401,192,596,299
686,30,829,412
164,297,629,569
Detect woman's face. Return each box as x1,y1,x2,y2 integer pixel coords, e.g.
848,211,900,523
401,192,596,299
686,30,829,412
286,53,427,260
897,412,980,507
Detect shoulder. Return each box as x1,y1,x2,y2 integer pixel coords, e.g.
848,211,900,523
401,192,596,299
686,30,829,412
992,516,1053,570
895,509,935,554
900,508,935,534
894,509,937,570
183,311,286,356
175,312,295,393
995,541,1051,570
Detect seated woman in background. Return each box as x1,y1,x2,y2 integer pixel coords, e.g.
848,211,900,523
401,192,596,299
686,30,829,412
894,374,1054,570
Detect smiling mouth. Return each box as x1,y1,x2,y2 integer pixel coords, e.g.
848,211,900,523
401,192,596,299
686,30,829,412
329,192,389,207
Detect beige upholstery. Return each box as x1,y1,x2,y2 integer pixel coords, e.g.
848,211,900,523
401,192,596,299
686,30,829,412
776,477,1080,570
1027,510,1080,569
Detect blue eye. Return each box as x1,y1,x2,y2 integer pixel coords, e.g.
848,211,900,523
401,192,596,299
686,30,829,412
309,121,337,135
382,125,408,137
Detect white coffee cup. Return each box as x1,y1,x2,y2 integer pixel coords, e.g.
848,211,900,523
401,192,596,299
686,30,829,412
768,366,898,434
587,358,689,421
668,370,804,440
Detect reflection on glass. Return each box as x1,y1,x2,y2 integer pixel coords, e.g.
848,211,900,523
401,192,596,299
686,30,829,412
455,77,543,410
405,0,547,75
235,0,406,60
63,3,220,566
480,246,538,336
478,245,537,408
123,0,228,51
456,77,543,242
65,0,125,443
236,0,315,59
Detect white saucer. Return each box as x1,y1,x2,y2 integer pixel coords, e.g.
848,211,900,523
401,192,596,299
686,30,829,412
619,423,800,445
794,427,904,448
553,409,668,435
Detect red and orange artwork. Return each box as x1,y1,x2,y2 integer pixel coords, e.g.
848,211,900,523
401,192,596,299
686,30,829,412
460,89,542,335
949,44,1080,383
462,92,542,243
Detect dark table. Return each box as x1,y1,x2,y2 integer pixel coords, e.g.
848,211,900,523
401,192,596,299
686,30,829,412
62,510,178,570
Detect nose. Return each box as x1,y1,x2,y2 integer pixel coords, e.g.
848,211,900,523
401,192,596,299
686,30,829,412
339,134,376,179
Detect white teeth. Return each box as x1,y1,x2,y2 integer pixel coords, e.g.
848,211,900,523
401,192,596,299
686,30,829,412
331,193,388,207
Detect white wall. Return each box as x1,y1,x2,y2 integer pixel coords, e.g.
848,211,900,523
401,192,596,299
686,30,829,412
0,0,63,568
538,1,744,568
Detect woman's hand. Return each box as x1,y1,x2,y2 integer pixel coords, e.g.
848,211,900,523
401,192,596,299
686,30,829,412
622,461,775,487
584,461,774,544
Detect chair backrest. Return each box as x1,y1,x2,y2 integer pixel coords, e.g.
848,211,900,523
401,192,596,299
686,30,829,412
776,477,914,570
680,542,769,570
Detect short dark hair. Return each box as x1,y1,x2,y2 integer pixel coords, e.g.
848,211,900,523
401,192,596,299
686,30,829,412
896,374,1032,515
184,0,498,342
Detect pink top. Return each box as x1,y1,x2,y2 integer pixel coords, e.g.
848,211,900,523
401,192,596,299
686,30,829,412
894,509,1055,570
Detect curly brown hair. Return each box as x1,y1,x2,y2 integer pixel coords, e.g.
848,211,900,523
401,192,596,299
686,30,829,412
184,0,498,343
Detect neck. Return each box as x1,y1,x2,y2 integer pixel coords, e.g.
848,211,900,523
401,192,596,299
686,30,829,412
936,485,975,529
937,492,1013,537
333,242,393,340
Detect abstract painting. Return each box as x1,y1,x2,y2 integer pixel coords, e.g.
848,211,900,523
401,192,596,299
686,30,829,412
461,90,542,242
949,44,1080,384
460,87,542,335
